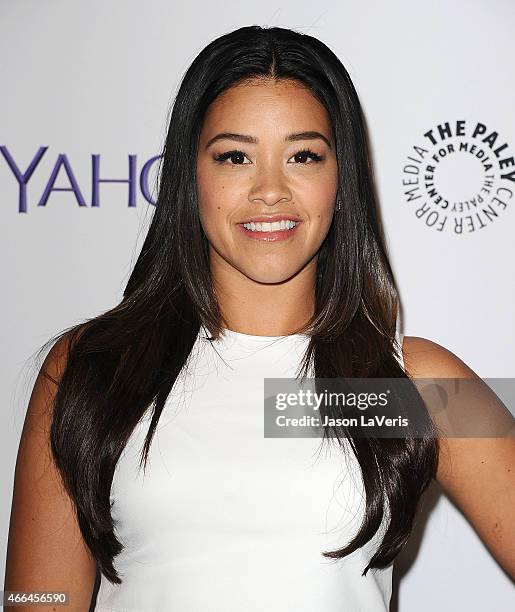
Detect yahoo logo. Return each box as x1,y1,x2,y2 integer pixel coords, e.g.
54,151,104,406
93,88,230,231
0,146,162,213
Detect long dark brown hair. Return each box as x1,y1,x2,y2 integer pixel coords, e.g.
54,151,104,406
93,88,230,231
37,25,439,584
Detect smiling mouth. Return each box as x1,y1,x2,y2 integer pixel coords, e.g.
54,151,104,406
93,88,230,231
236,219,302,242
241,220,299,232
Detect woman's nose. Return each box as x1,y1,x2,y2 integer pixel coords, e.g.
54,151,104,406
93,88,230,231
248,164,292,206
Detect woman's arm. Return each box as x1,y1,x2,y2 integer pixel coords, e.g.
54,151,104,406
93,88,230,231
402,335,515,579
4,336,97,611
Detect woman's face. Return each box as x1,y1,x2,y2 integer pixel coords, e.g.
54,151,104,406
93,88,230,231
196,78,339,285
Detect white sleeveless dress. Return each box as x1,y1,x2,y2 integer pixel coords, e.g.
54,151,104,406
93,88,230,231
95,326,405,611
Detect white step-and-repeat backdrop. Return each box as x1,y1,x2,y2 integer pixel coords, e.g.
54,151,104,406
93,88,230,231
1,1,514,610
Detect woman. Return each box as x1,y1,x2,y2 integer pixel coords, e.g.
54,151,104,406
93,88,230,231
5,25,514,611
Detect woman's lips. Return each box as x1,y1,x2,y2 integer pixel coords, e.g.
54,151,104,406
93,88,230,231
236,221,302,242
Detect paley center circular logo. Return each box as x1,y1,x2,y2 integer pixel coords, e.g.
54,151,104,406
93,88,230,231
402,120,513,234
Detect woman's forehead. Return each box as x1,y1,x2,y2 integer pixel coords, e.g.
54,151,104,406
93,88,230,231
201,81,332,139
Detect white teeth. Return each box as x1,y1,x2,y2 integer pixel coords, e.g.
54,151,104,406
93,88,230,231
242,220,298,232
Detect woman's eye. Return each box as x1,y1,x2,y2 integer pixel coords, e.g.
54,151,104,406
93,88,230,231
214,150,250,165
290,149,324,164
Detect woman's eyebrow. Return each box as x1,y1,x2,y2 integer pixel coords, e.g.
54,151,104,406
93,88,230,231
204,131,332,150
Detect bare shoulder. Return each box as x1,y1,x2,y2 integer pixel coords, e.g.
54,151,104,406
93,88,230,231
401,335,515,578
401,335,477,379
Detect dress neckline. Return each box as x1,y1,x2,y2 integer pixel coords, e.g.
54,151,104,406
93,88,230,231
222,328,300,341
200,324,307,342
